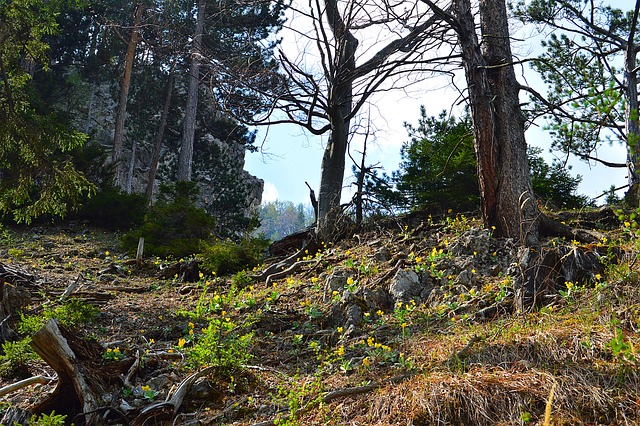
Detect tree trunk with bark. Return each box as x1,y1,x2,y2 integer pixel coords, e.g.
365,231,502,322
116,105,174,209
112,4,145,189
146,61,176,205
624,2,640,204
177,0,206,182
454,0,540,245
316,0,358,242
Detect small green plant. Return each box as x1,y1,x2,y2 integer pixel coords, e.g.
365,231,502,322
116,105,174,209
273,375,324,426
7,248,25,259
28,410,68,426
19,298,99,335
102,347,126,361
140,385,158,401
0,338,37,378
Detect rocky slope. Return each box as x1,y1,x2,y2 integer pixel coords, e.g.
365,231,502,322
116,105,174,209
0,211,639,425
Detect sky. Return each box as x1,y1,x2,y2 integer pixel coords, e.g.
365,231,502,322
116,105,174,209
244,1,630,206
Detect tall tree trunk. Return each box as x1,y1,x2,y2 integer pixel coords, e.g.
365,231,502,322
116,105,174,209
316,0,358,242
112,4,145,189
454,0,540,245
177,0,206,182
146,61,176,206
624,1,640,205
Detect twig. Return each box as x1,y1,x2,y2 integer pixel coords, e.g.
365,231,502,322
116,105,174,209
0,375,54,397
448,334,481,364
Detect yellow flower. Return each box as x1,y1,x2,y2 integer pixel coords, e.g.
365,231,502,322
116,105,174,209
311,277,319,283
595,274,602,281
199,271,204,279
149,339,155,344
376,310,384,316
625,221,631,228
337,345,345,356
362,357,371,367
141,385,151,392
178,338,186,347
105,251,110,256
347,277,354,285
401,322,407,329
415,257,423,263
337,327,343,333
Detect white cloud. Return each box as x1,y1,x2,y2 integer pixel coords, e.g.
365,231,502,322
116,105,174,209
262,182,279,203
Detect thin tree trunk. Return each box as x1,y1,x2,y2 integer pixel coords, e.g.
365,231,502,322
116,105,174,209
125,139,137,194
146,61,176,205
454,0,540,245
112,4,145,189
177,0,206,182
624,0,640,205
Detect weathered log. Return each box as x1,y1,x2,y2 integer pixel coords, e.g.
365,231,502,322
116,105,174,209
29,319,132,425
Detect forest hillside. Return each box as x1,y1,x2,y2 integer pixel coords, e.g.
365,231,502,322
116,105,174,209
1,206,639,425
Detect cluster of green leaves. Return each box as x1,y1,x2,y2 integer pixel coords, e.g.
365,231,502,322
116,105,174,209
362,108,589,214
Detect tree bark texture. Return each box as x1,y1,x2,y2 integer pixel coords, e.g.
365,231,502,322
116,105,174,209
146,61,176,205
624,1,640,204
454,0,540,245
177,0,206,182
316,0,358,242
112,4,145,189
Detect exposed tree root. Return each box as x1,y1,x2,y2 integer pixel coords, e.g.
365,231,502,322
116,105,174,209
252,238,321,287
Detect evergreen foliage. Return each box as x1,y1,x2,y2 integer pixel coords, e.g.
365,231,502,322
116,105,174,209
0,0,95,223
121,181,215,258
362,109,589,215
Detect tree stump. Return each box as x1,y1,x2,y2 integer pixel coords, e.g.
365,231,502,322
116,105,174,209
29,319,132,425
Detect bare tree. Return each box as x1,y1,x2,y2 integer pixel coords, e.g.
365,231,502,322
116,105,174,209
112,3,147,189
211,0,456,241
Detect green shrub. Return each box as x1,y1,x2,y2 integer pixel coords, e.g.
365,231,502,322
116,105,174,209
121,181,216,259
75,186,147,230
200,235,268,276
